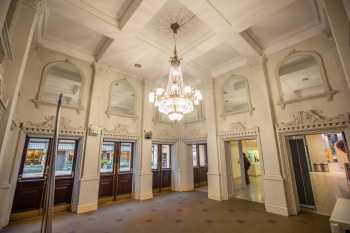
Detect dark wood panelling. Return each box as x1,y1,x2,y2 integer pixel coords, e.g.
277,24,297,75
12,137,79,214
161,170,172,188
12,180,45,213
54,177,74,204
152,170,160,190
117,173,132,195
99,174,114,197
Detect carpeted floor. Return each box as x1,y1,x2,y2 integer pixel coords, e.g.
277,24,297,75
1,191,330,233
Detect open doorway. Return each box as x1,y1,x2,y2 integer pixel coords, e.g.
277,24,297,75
287,132,350,215
228,139,264,203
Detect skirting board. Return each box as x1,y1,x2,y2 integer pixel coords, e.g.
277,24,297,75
265,203,289,216
76,202,98,214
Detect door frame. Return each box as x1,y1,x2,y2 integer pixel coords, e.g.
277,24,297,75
151,139,177,194
221,136,265,199
10,133,83,217
278,126,350,215
98,137,138,201
192,143,208,188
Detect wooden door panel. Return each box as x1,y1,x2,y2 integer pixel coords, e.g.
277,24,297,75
199,167,208,184
99,175,114,197
161,170,171,188
55,177,73,204
12,180,45,213
152,171,160,190
117,173,132,195
193,167,200,186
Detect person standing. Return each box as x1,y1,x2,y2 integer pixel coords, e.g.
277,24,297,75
243,153,251,185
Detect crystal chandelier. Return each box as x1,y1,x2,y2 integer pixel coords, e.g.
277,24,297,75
148,23,202,121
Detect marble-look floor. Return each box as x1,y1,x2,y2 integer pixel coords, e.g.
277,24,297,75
310,171,350,215
1,191,330,233
232,176,264,203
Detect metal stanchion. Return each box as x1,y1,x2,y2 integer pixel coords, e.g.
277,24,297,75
40,94,63,233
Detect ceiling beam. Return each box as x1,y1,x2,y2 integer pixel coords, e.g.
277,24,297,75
95,37,114,62
49,0,121,39
119,0,168,32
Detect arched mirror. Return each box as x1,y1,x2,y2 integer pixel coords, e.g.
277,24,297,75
277,51,336,107
33,61,84,112
223,76,253,116
106,79,136,118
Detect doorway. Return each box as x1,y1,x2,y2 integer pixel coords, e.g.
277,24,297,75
228,139,264,203
152,144,172,193
99,141,134,202
287,132,350,215
11,137,79,216
192,144,208,191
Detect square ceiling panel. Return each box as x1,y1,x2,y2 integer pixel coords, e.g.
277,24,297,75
80,0,133,20
193,42,240,69
142,0,213,53
46,10,105,54
247,0,318,48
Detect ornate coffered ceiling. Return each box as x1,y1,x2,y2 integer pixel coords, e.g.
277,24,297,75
34,0,327,82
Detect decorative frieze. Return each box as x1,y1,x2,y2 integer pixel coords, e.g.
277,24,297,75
182,127,207,143
102,124,139,140
276,110,350,133
218,121,259,139
21,115,85,136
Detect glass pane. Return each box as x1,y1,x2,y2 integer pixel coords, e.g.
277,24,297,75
192,145,198,167
279,54,324,102
161,145,171,169
223,77,250,113
44,62,82,106
152,144,158,170
119,143,132,172
22,138,50,178
100,142,114,173
55,140,76,176
199,145,207,167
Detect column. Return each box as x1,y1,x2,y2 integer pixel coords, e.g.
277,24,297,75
173,140,194,191
133,80,153,200
260,57,289,216
204,80,227,200
0,0,41,228
323,0,350,90
74,63,100,214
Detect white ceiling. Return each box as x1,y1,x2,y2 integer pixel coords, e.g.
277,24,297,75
35,0,327,82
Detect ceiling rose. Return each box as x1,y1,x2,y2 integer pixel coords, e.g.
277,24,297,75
148,22,202,122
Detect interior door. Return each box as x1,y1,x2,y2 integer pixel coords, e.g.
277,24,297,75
99,141,133,200
152,144,172,192
12,137,78,213
193,144,208,188
288,137,316,208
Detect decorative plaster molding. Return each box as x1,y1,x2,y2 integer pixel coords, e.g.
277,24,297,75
152,129,179,141
183,127,207,143
276,110,350,133
218,121,259,138
102,124,139,140
21,0,47,12
275,50,337,108
21,115,85,136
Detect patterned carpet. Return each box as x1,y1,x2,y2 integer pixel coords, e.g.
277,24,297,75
2,192,330,233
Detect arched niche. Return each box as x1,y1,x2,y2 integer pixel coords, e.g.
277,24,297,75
276,50,337,108
106,79,136,118
32,60,84,112
222,75,254,117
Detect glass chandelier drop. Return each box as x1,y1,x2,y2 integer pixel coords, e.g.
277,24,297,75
148,23,202,121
